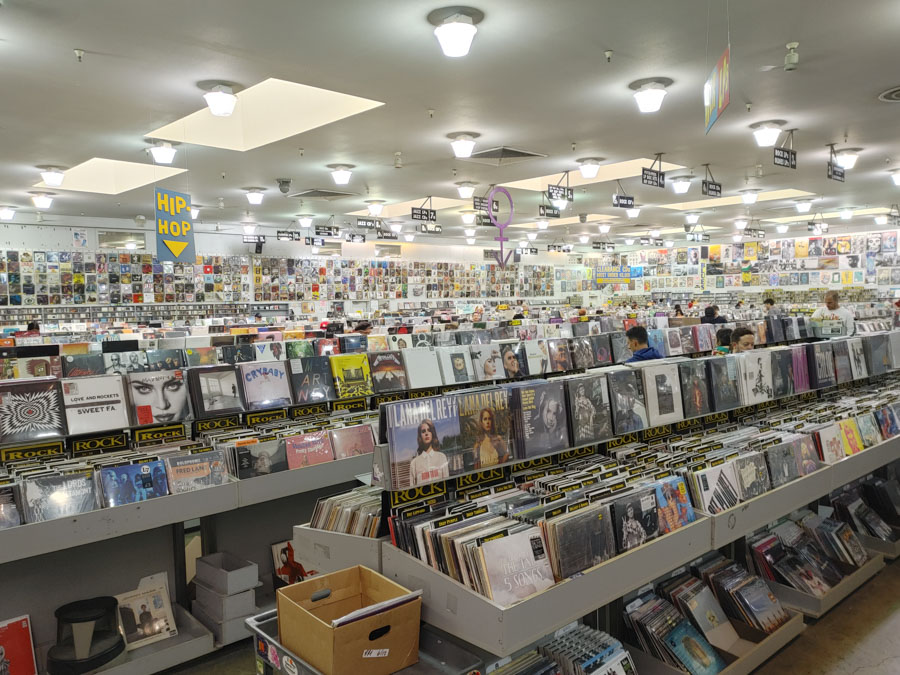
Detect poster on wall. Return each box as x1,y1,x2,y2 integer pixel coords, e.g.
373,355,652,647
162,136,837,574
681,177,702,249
72,231,88,248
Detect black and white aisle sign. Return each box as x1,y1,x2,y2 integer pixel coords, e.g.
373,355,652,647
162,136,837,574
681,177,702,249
774,147,797,169
641,167,665,188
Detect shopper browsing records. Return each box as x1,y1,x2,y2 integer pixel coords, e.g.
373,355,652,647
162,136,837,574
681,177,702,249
409,419,449,486
764,298,779,316
730,327,756,353
624,326,662,362
714,328,733,354
811,290,856,336
701,306,727,324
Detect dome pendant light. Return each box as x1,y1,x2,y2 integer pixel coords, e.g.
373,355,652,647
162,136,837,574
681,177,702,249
148,141,177,165
296,214,314,228
245,189,265,205
749,120,786,147
455,181,477,198
577,158,602,179
203,84,238,117
740,189,760,205
795,200,813,213
429,7,483,57
0,207,16,221
38,166,66,187
30,191,54,209
670,176,692,194
365,200,385,217
835,148,861,170
629,78,673,113
328,165,354,185
448,132,479,158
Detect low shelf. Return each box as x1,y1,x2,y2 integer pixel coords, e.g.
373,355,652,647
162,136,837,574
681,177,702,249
381,517,712,657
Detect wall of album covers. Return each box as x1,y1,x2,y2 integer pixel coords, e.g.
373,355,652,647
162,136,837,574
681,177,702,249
250,257,559,301
0,250,252,307
615,231,900,293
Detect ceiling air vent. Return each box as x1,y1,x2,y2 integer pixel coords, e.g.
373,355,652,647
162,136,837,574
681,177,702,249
460,146,548,167
878,87,900,103
289,188,357,200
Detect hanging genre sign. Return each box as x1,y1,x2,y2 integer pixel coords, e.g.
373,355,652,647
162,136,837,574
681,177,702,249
546,185,574,202
356,217,379,229
411,207,437,221
744,228,766,239
155,188,195,262
538,204,561,218
827,162,845,182
375,229,398,240
773,147,797,169
304,237,325,246
473,197,499,213
476,214,493,227
612,194,635,208
516,247,539,255
276,230,304,241
242,234,265,244
344,233,366,243
701,180,722,197
704,45,730,133
547,244,573,252
419,222,442,233
315,225,340,237
641,167,665,188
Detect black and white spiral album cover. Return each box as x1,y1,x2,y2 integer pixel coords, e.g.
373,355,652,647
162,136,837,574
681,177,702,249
0,380,67,444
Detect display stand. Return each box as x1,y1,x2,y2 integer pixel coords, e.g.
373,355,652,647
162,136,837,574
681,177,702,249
0,480,239,566
702,467,834,549
292,523,387,573
625,610,807,675
828,435,900,488
98,606,214,675
858,533,900,560
764,553,886,619
381,517,712,657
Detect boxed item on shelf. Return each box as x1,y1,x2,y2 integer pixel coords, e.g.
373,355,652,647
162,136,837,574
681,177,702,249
277,565,421,675
194,580,256,622
194,551,259,596
191,600,253,646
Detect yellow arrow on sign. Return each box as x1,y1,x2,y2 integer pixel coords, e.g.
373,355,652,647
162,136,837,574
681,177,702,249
163,240,188,257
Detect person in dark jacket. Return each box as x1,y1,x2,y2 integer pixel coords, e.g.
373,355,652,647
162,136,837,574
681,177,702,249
700,306,727,325
625,326,662,363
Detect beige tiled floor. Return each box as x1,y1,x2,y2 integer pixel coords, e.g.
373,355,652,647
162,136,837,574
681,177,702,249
165,560,900,674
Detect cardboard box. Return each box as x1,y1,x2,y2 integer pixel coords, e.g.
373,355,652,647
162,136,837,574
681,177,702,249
195,551,258,595
277,565,420,675
194,579,256,621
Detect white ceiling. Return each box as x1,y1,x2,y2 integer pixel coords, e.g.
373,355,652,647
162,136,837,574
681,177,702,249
2,0,900,249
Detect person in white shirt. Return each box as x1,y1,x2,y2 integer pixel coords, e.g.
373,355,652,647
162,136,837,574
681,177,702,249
810,290,855,336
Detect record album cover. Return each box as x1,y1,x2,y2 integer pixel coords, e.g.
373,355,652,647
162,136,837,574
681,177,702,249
21,472,99,522
679,360,711,418
330,424,376,460
61,375,131,435
165,450,229,493
457,388,512,469
436,347,475,384
236,439,289,478
100,460,169,507
330,353,375,399
128,370,192,425
470,344,502,381
289,356,336,403
62,353,106,377
285,432,335,469
368,351,409,393
480,528,555,607
0,380,67,444
607,368,649,434
640,362,685,426
612,489,659,552
384,397,462,488
401,348,443,390
238,362,292,410
499,342,529,379
547,339,573,372
565,374,613,446
0,614,38,675
706,357,742,411
511,380,569,458
115,573,178,651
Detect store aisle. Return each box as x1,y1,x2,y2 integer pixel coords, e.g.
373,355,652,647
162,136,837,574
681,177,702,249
164,560,900,675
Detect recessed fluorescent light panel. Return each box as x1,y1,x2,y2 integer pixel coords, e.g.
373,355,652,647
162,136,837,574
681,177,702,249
147,78,384,152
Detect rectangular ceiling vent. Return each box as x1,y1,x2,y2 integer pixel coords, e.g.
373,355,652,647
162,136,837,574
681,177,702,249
289,188,357,200
460,146,548,166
